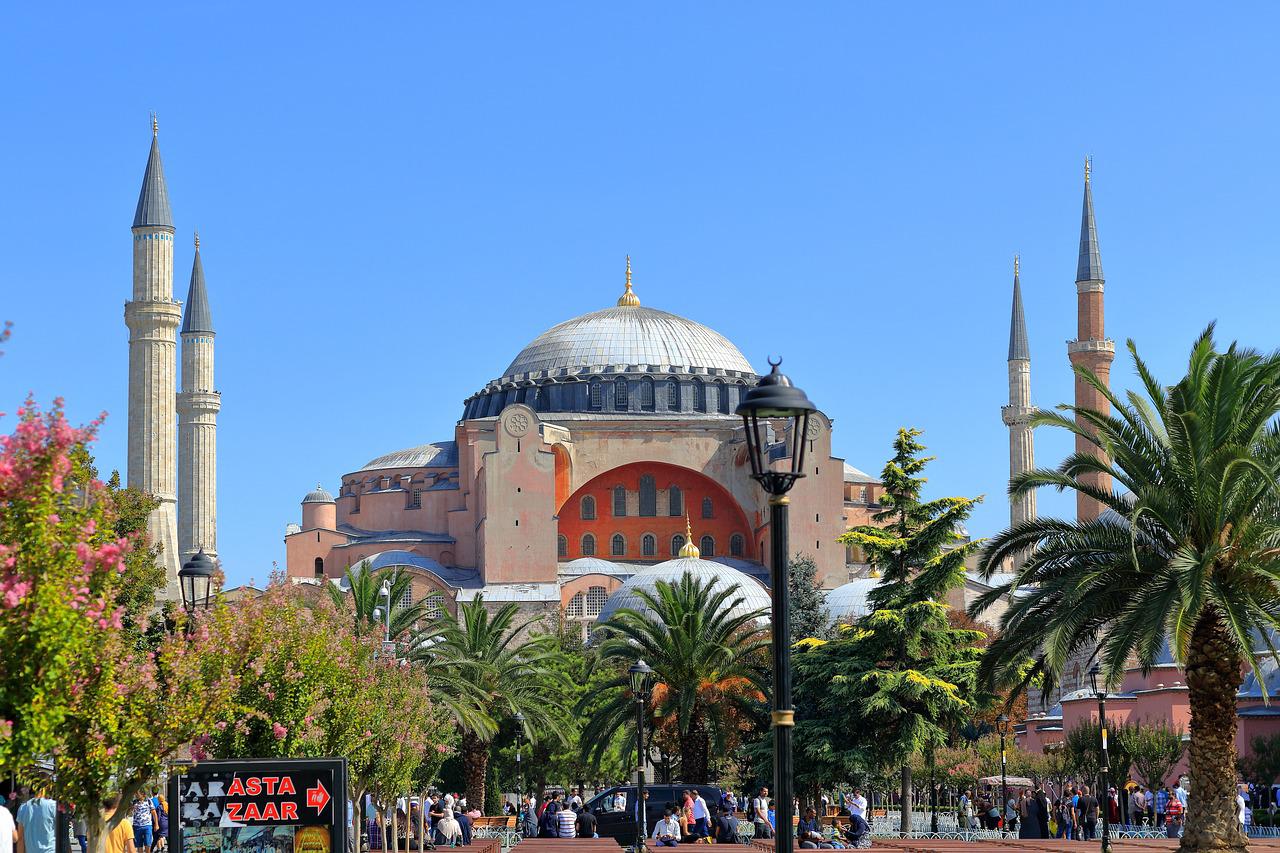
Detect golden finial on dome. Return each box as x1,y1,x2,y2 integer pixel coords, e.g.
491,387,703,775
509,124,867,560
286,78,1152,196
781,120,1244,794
678,513,700,558
617,254,641,307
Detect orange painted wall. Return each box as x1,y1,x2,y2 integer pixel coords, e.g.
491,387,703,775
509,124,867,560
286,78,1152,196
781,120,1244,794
557,461,752,562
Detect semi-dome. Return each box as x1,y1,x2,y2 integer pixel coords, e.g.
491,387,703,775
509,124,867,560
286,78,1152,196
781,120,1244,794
824,577,882,622
501,305,755,380
360,441,458,472
595,555,770,625
302,484,335,504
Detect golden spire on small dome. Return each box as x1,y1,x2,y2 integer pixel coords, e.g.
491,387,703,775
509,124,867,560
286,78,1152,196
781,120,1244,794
678,513,700,558
617,255,641,307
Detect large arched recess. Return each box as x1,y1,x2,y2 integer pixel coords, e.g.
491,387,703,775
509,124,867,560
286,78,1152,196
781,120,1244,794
558,461,753,564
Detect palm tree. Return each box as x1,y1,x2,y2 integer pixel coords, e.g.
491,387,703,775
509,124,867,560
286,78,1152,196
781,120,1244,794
975,327,1280,853
410,595,565,809
327,561,425,640
585,573,770,783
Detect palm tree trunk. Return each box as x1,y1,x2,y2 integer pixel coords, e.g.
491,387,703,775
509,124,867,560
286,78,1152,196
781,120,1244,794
899,764,912,833
679,710,710,783
1181,608,1248,853
462,732,490,813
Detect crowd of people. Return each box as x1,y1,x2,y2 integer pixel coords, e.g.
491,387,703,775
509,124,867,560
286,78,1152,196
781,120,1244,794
0,782,169,853
955,782,1193,840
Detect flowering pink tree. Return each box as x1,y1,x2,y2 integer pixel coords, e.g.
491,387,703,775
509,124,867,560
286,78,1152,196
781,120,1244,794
0,398,243,853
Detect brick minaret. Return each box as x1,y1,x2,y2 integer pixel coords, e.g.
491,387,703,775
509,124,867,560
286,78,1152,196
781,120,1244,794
178,231,219,563
1067,158,1115,522
1001,255,1036,528
125,116,181,597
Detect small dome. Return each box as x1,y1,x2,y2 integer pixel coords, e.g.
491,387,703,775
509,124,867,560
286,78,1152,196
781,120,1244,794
824,577,882,622
595,556,770,625
360,441,458,472
302,484,335,504
559,557,630,578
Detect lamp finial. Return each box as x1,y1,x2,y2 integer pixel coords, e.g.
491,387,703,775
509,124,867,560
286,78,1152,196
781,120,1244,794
617,255,641,307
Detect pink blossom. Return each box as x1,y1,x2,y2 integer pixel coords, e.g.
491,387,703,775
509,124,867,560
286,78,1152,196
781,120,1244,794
272,722,288,740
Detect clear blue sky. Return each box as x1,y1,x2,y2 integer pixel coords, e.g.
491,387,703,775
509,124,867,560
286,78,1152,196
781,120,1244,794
3,4,1277,585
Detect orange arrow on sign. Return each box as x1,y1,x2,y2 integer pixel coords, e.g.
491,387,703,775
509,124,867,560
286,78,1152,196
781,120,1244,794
307,780,330,814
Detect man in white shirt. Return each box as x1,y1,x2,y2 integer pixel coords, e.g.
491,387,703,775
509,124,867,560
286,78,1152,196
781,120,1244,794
652,810,682,847
849,789,867,821
692,792,711,839
0,800,15,853
753,788,773,839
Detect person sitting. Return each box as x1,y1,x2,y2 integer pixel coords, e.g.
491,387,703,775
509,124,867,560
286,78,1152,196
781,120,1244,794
798,808,832,849
837,814,869,849
455,810,473,846
652,809,682,848
435,807,463,847
574,804,597,839
710,806,739,845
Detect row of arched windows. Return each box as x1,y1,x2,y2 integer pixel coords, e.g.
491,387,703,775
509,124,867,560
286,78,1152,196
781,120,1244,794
561,532,745,559
581,486,710,519
586,377,737,413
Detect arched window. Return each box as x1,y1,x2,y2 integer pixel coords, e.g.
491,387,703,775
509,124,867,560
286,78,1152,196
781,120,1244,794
692,377,706,412
611,533,626,557
567,592,585,619
590,380,603,410
399,582,415,609
423,593,446,620
668,485,683,517
671,534,686,556
716,379,730,414
702,496,714,518
586,586,609,618
700,536,715,558
730,533,745,557
642,534,657,557
581,495,596,520
668,380,680,409
615,377,629,411
858,486,868,503
640,377,655,411
313,557,325,578
557,535,568,558
639,474,657,516
613,485,627,517
581,534,596,556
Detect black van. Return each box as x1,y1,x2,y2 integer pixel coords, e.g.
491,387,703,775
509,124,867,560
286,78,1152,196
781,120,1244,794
585,784,725,844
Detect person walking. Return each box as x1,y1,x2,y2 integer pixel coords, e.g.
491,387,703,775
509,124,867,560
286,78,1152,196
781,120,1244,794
691,791,710,840
1155,786,1169,829
1004,791,1018,836
752,788,773,840
1078,786,1098,841
1165,794,1185,839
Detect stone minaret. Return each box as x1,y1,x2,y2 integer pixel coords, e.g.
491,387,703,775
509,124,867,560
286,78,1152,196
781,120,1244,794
178,231,219,563
1067,158,1116,522
1001,255,1036,528
125,116,181,597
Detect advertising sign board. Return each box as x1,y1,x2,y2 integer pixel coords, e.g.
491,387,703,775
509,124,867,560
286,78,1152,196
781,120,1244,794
168,759,347,853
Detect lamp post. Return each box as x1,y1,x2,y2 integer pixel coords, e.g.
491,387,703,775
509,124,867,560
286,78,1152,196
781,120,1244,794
178,549,216,632
379,580,392,643
513,711,525,808
1088,663,1113,853
736,358,817,853
629,659,655,853
995,714,1010,835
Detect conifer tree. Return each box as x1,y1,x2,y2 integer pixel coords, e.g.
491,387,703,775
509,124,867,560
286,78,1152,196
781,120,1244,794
788,553,833,640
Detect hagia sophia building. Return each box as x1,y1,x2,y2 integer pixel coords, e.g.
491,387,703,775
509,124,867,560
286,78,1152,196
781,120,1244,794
120,124,1280,771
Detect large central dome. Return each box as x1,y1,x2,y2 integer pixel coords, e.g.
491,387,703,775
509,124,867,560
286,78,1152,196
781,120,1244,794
501,305,754,381
462,261,761,419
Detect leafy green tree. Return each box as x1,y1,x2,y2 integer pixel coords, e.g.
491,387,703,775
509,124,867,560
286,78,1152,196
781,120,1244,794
328,560,426,640
1064,718,1133,791
411,596,565,810
975,327,1280,853
1125,720,1185,791
812,427,984,830
588,573,770,783
1239,733,1280,787
789,553,833,640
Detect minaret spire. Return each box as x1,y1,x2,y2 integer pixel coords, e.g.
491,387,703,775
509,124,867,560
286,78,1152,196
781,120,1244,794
1067,157,1116,521
179,230,220,563
1002,254,1036,532
134,115,173,230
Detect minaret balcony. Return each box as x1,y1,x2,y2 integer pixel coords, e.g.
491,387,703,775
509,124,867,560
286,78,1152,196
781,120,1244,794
1066,338,1115,356
1001,405,1037,426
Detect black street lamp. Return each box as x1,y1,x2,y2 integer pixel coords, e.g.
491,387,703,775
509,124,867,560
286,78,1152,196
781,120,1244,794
513,711,525,807
178,549,216,628
995,714,1010,835
736,358,817,853
629,659,655,853
1088,663,1113,853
